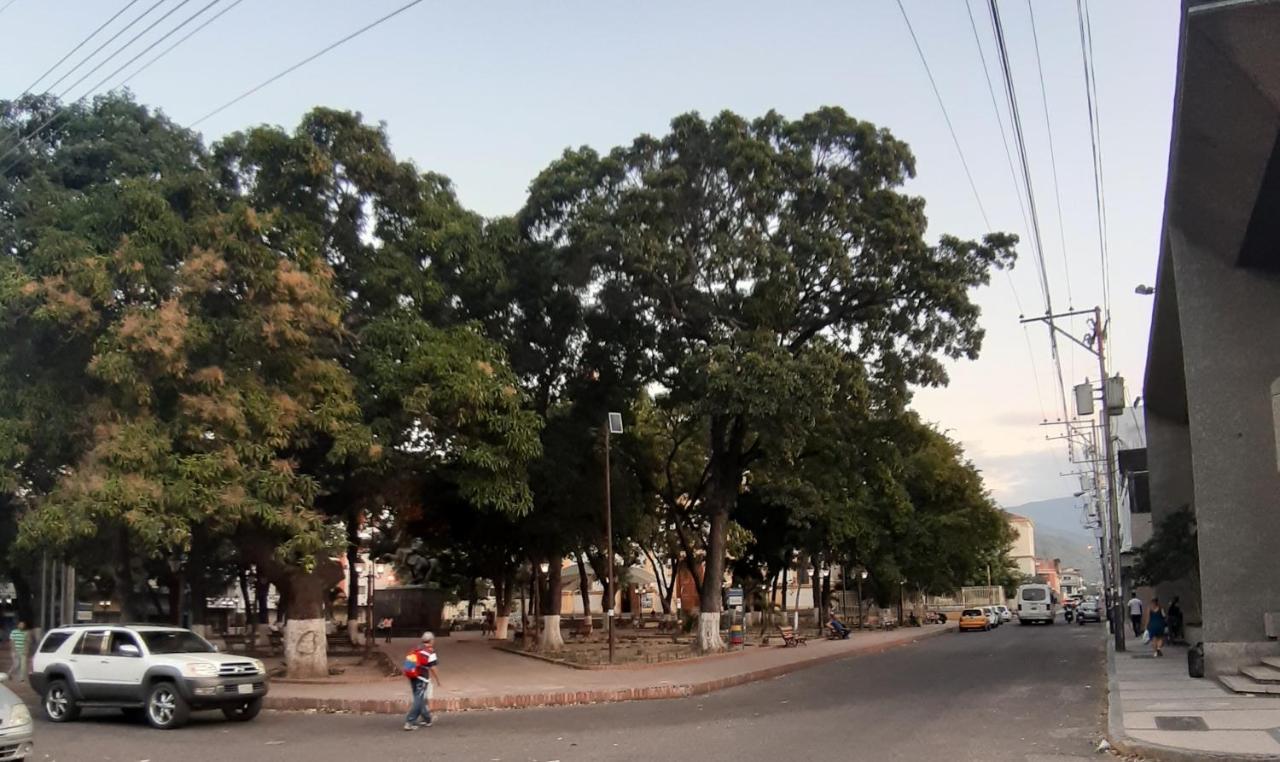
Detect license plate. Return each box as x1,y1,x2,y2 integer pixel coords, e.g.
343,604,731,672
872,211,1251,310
237,683,253,694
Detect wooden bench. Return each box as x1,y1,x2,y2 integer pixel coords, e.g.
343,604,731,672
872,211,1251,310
777,625,807,647
826,622,851,640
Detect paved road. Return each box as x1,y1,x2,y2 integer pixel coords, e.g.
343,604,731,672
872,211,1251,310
28,618,1107,762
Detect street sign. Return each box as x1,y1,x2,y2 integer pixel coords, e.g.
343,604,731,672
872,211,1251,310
608,412,624,434
727,587,743,607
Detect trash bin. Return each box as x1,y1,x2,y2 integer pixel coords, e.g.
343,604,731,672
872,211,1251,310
729,622,744,646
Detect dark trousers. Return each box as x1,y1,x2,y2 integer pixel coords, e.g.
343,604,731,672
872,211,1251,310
1130,615,1142,637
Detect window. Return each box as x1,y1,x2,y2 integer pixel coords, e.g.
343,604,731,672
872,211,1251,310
139,630,215,654
38,631,71,654
109,631,142,657
1020,588,1047,602
73,630,108,655
962,609,983,616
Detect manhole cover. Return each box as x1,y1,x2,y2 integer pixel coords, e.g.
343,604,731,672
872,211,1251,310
1154,716,1209,731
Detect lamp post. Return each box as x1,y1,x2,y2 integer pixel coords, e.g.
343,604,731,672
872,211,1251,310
856,570,868,629
536,561,549,646
604,412,623,664
366,558,376,656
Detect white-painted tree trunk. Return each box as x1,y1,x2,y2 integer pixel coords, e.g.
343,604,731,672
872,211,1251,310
284,618,328,679
493,616,510,640
539,615,564,651
697,611,725,653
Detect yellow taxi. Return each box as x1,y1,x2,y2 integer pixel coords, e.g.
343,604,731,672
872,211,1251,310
959,607,992,632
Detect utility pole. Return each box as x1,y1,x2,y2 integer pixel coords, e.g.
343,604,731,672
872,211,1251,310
604,412,624,665
1022,306,1126,652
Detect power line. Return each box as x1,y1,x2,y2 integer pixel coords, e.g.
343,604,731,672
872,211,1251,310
894,0,991,230
57,0,197,99
0,0,19,18
40,0,168,97
1076,0,1112,322
116,0,247,89
81,0,222,97
189,0,428,128
987,0,1072,430
22,0,142,95
1026,0,1073,308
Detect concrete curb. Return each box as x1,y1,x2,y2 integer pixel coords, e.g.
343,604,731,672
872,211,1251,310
1104,640,1279,762
264,624,954,715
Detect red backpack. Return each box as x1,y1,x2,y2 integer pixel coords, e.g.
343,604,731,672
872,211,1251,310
402,648,427,679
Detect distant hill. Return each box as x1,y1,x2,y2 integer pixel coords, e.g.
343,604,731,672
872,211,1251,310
1004,496,1103,582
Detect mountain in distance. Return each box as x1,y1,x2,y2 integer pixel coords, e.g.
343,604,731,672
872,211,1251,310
1003,496,1104,583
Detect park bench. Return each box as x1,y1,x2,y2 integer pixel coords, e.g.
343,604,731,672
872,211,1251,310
777,625,807,647
825,622,851,640
570,618,593,640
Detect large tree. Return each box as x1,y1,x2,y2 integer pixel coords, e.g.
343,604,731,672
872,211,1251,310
521,107,1015,650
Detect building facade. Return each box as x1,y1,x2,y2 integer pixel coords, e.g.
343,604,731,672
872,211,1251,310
1143,0,1280,674
1005,513,1037,578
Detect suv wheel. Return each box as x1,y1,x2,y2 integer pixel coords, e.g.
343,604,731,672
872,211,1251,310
43,679,80,722
222,697,263,722
145,682,190,729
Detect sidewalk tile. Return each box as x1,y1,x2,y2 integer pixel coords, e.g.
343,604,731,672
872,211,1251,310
1126,729,1280,756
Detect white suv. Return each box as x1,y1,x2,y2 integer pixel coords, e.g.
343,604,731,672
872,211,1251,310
31,625,268,729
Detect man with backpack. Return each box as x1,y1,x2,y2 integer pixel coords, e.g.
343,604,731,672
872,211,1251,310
403,631,441,731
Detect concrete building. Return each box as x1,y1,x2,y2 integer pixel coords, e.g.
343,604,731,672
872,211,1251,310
1004,513,1037,578
1143,0,1280,675
1034,558,1062,599
1059,568,1084,599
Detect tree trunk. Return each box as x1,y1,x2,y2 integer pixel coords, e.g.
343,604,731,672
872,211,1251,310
10,570,34,625
113,526,136,621
492,568,514,640
279,559,343,679
539,559,565,651
255,570,270,624
168,572,182,626
345,508,361,644
780,565,788,612
811,555,823,635
575,555,593,630
696,492,731,653
237,568,252,629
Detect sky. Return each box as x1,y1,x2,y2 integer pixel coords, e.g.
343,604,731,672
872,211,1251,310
0,0,1183,508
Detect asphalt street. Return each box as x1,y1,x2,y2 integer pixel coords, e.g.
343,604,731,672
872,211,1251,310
27,617,1108,762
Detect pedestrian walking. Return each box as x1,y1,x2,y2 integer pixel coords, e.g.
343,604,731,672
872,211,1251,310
1144,598,1167,657
402,631,441,731
1127,593,1143,637
1167,596,1184,644
8,621,27,682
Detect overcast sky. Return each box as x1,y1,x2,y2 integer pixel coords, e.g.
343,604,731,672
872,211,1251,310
0,0,1182,508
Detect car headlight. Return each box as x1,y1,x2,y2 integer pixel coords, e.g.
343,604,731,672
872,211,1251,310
8,704,31,726
251,659,266,674
183,662,219,677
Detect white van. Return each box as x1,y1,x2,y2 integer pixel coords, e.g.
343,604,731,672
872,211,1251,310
1016,584,1058,624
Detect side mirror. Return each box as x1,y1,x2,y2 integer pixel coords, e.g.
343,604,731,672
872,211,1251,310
117,644,141,657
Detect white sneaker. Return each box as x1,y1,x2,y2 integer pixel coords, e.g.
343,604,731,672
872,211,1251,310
403,722,417,731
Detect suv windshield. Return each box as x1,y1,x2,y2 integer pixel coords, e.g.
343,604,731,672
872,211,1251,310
1021,588,1047,602
139,630,216,654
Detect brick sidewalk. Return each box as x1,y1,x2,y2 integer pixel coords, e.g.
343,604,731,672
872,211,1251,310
1106,641,1280,760
265,623,954,714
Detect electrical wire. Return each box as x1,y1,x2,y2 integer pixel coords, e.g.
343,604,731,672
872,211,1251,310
1077,0,1113,350
40,0,168,97
57,0,197,99
0,0,18,18
1027,0,1073,309
116,0,247,89
894,0,991,230
189,0,427,128
80,0,221,97
22,0,142,95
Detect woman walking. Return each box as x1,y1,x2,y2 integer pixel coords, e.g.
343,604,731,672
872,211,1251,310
1144,597,1168,657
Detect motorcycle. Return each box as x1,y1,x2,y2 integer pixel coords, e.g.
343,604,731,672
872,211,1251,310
1064,607,1075,623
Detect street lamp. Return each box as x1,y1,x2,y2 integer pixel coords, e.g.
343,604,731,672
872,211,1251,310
604,412,623,664
856,569,868,629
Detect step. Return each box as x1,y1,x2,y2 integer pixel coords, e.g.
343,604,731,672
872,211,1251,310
1241,664,1280,683
1262,656,1280,671
1220,674,1280,695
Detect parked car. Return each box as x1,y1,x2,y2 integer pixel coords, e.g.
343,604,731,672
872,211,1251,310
995,605,1013,623
959,608,991,632
1076,599,1103,624
0,673,34,760
31,624,268,730
982,606,1001,628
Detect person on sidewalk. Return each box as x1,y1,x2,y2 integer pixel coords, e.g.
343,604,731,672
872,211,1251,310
1167,597,1184,644
1143,598,1167,657
8,621,27,682
828,613,851,639
403,631,441,731
1127,593,1143,637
